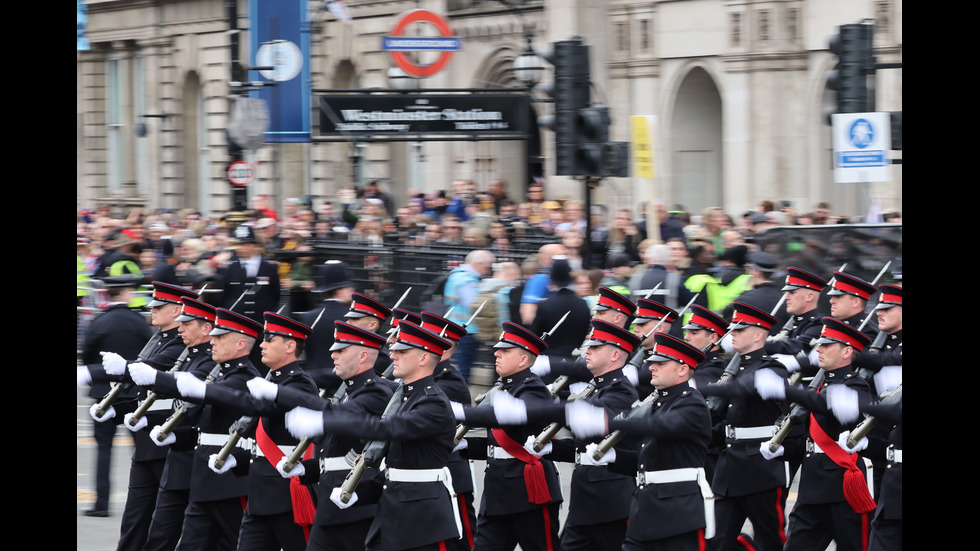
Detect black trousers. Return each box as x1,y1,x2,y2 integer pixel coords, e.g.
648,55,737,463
783,501,870,551
560,518,628,551
117,458,165,551
175,498,246,551
708,488,788,551
142,486,189,551
472,503,562,551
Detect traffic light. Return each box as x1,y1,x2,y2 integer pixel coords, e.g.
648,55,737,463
826,23,874,121
575,104,609,177
889,111,902,150
538,37,590,175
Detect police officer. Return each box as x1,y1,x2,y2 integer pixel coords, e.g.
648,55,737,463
140,296,217,551
285,321,461,551
700,302,791,551
89,281,196,551
754,317,874,551
566,332,714,551
301,260,356,386
130,308,263,551
454,322,564,551
77,274,154,518
420,311,478,551
528,256,591,358
262,321,396,551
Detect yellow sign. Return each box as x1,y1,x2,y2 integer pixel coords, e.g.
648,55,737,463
630,116,655,179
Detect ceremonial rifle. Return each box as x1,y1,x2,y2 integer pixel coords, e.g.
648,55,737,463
155,361,223,442
126,346,191,428
846,383,902,448
94,327,164,418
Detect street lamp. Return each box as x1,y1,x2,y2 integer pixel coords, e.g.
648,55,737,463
513,44,544,88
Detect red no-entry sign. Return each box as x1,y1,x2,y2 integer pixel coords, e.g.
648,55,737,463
227,161,255,186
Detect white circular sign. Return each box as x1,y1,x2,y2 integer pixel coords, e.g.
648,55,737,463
256,40,303,82
227,161,255,186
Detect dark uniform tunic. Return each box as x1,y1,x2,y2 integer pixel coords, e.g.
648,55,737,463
277,369,396,551
317,374,460,551
780,366,873,551
701,350,791,551
607,380,713,550
153,355,262,551
433,359,479,551
201,360,320,551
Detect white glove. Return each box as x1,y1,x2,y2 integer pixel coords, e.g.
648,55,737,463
330,487,357,509
720,333,734,353
622,364,639,386
450,401,466,422
524,435,551,457
128,362,158,386
773,354,800,373
452,438,468,453
77,366,92,387
208,453,236,474
276,457,305,478
176,372,206,400
754,368,786,400
150,425,175,446
759,441,785,460
581,442,615,466
248,377,278,401
285,407,324,439
565,400,607,439
89,403,115,422
807,347,820,366
825,384,860,424
124,412,147,432
530,355,551,377
101,351,128,376
491,391,527,425
838,430,868,454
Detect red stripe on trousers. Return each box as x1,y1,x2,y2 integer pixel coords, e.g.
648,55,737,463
542,507,554,551
458,494,475,548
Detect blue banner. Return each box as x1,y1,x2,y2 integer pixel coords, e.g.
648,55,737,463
249,0,312,143
77,0,90,51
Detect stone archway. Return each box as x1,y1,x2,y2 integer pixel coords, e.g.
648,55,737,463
669,67,723,214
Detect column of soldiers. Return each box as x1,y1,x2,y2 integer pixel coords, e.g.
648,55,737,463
79,258,901,551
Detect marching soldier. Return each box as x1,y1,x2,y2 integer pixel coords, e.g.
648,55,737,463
285,321,462,551
140,296,217,551
565,332,715,551
175,312,320,551
130,308,263,551
262,321,396,551
699,302,791,551
681,304,730,482
827,271,879,340
420,311,478,550
345,292,393,376
77,274,154,518
454,322,564,551
753,317,875,551
88,281,196,551
765,267,829,369
629,299,680,401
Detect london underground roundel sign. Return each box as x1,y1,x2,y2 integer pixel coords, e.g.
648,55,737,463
383,9,461,78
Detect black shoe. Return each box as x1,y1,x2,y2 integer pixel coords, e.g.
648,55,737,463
84,508,109,518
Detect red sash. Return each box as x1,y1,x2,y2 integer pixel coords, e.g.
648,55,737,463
808,412,876,514
256,418,317,526
491,427,552,505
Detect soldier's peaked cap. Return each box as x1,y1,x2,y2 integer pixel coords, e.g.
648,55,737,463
493,321,548,356
148,281,198,308
594,287,637,317
683,304,728,337
729,302,778,331
387,308,422,336
176,297,216,323
389,320,452,355
264,312,313,341
584,319,642,352
209,308,262,338
646,333,706,368
814,317,871,352
781,267,828,292
345,293,392,322
827,271,876,300
874,284,902,310
634,298,678,324
330,320,386,351
421,312,466,343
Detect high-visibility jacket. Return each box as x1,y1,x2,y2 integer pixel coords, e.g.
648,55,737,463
109,260,148,308
77,254,90,297
684,272,752,315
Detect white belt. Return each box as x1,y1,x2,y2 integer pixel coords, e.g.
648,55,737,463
146,399,173,412
637,467,715,539
488,444,516,460
887,447,902,463
387,467,462,539
198,432,254,450
726,425,776,440
320,456,353,473
255,444,296,458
